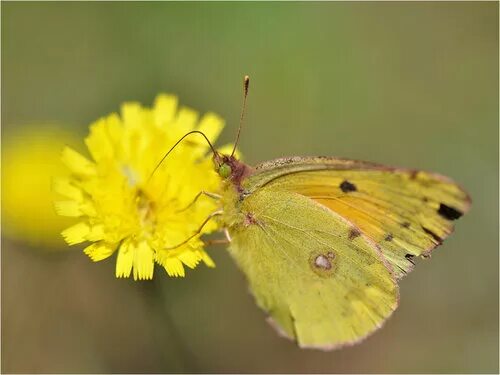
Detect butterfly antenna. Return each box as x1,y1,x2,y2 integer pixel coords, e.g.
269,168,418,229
148,130,218,182
231,75,250,157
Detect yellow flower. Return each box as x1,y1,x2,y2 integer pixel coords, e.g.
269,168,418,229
2,125,81,248
55,94,226,280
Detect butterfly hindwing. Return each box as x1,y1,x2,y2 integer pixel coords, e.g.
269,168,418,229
242,157,471,279
226,188,399,349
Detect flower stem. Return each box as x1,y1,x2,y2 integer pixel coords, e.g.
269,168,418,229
143,277,194,372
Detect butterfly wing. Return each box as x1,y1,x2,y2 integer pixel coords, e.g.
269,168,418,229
242,157,471,279
226,187,399,349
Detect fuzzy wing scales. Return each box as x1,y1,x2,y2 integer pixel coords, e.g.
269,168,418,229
244,157,471,279
227,188,399,349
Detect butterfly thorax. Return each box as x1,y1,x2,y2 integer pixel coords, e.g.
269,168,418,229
214,154,256,230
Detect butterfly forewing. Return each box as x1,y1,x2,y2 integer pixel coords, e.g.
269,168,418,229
242,157,471,279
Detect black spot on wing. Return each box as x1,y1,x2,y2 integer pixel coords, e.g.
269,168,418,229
340,180,357,193
348,228,361,240
405,254,415,264
384,233,393,242
422,226,443,244
401,222,411,228
438,203,463,220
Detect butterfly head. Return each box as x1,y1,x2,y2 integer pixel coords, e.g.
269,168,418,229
213,153,253,190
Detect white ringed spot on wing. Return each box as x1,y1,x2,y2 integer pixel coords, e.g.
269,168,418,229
309,250,336,278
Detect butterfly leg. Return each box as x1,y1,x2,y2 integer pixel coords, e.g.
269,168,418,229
224,228,232,242
164,210,223,250
203,228,232,246
176,191,222,213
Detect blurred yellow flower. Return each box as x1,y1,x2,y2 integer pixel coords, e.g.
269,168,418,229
55,94,226,280
2,126,82,248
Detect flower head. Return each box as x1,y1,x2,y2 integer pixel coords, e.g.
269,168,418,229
55,94,225,280
2,125,82,248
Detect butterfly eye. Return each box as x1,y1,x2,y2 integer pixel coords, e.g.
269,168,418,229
219,163,232,178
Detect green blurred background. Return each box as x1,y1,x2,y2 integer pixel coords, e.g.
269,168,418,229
2,2,498,373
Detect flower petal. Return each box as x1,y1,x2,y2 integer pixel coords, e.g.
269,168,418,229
197,113,224,144
61,222,90,245
133,241,154,281
86,224,105,242
57,200,96,218
201,250,216,268
54,201,83,217
178,249,201,269
85,118,115,162
52,178,84,201
115,241,134,278
84,242,116,261
164,257,185,277
61,147,96,177
121,102,143,129
154,94,178,126
174,107,199,136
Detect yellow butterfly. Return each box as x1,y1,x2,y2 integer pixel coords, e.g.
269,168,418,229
170,76,471,350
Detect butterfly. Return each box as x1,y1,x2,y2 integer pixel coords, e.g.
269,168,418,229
212,152,470,349
171,76,471,350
